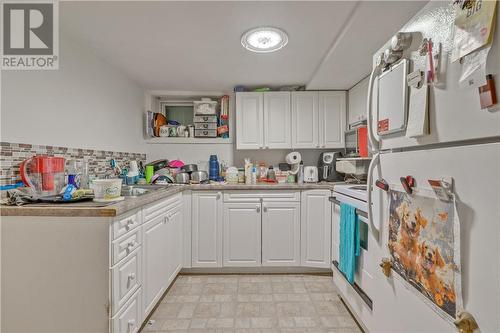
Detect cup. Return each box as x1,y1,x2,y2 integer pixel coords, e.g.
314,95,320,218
145,165,154,183
159,126,170,137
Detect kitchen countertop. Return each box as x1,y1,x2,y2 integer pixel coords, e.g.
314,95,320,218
0,182,343,217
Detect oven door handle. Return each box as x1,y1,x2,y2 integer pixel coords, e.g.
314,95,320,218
329,196,368,219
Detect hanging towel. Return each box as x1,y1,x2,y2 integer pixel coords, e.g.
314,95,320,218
339,203,360,284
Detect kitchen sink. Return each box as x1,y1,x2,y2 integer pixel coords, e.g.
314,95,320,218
122,185,163,197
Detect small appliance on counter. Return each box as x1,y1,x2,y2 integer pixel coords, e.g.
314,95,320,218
303,166,318,183
318,152,343,182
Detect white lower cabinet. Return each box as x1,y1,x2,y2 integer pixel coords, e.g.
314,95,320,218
223,203,262,267
262,201,301,266
166,204,183,283
191,191,223,267
111,287,142,333
142,213,170,316
301,190,332,268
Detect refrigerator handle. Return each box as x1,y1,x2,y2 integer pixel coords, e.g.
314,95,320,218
367,153,381,233
367,61,383,153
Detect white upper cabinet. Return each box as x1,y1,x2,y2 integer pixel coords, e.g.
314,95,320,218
223,202,262,267
264,92,291,149
262,201,300,266
237,91,345,149
191,191,223,267
236,92,264,149
319,91,346,148
291,91,319,149
301,190,332,269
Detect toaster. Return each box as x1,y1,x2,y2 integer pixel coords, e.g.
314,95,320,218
303,166,319,183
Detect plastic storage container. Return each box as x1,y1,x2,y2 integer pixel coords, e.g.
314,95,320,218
20,156,66,197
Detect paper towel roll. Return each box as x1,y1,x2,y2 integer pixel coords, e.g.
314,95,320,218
285,152,302,164
286,152,302,175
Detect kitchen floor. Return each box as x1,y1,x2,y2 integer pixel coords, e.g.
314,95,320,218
142,274,362,333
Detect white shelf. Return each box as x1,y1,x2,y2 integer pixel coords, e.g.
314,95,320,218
145,137,233,144
337,157,372,161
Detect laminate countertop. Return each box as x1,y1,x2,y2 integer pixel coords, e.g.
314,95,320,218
0,182,343,218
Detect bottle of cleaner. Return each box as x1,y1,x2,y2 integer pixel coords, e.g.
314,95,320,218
297,162,304,185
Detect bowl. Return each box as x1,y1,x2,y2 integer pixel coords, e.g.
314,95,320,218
181,164,198,173
175,172,190,184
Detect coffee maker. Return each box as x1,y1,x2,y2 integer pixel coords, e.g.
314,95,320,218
318,152,343,182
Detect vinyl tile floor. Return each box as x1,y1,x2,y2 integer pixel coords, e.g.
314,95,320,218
141,274,362,333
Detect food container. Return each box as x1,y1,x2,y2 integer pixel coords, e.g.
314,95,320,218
190,170,208,184
175,172,190,184
226,167,239,184
90,179,123,201
238,168,245,183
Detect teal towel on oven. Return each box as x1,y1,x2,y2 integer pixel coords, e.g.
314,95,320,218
339,203,360,284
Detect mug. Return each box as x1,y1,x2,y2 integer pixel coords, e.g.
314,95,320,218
168,125,177,137
177,125,187,137
159,125,170,137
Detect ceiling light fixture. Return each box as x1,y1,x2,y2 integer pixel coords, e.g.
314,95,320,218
241,26,288,53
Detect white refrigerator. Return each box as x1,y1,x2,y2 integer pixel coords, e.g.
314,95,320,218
362,1,500,332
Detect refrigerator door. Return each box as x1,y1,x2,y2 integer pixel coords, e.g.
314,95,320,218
369,1,500,151
368,142,500,332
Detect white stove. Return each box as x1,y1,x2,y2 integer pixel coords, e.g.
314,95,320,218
333,184,367,202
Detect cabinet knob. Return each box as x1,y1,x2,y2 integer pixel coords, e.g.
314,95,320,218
127,319,136,331
128,273,136,281
256,206,261,213
263,206,268,213
216,192,221,200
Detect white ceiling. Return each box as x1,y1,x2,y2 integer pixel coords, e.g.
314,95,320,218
60,1,427,91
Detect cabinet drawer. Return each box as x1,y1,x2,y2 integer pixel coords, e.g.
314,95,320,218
194,129,217,138
111,287,142,333
143,193,182,222
194,122,217,130
223,191,300,203
112,210,141,240
112,228,142,265
194,115,217,122
111,247,142,315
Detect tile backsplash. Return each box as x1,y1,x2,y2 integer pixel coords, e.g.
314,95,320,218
0,142,146,186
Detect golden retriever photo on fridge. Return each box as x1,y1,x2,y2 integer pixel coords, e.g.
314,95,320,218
388,190,460,319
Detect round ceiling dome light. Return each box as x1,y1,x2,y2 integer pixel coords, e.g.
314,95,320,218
241,27,288,53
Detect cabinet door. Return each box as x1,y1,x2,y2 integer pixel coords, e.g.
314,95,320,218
192,191,223,267
319,91,346,148
301,190,332,268
223,203,262,267
142,214,169,316
292,91,319,149
236,92,264,149
262,201,300,266
166,204,183,284
264,92,291,149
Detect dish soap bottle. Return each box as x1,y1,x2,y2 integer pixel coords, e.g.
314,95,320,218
297,162,304,185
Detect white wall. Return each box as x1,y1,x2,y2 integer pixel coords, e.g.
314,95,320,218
0,33,145,153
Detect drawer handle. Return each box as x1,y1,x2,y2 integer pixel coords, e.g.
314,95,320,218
203,124,208,129
256,206,261,213
128,273,136,281
126,241,137,253
203,130,208,135
263,206,268,213
125,219,134,230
